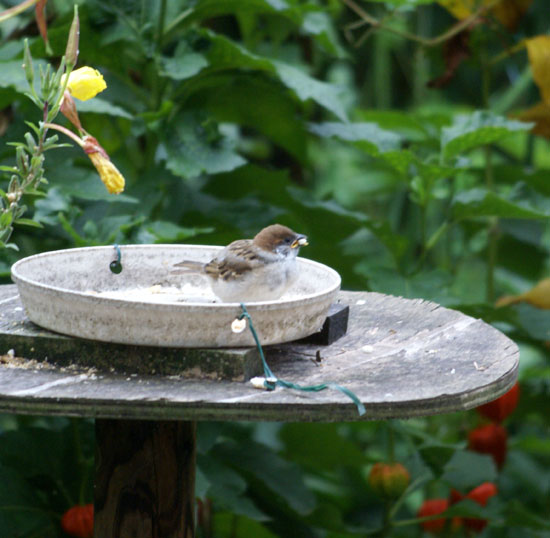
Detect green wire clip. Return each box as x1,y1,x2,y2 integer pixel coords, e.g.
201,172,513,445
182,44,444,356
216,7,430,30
110,243,123,274
238,303,366,416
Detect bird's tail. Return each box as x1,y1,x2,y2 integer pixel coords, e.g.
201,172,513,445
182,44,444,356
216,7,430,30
171,260,204,275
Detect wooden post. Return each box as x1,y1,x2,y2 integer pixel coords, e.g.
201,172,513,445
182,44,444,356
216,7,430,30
94,419,196,538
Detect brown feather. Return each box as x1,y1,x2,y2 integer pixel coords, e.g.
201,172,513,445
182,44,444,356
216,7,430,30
253,224,296,251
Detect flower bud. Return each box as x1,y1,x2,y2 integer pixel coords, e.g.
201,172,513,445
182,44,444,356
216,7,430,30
417,498,449,533
83,135,108,158
87,152,125,194
464,482,497,532
368,462,410,499
60,91,82,130
61,504,94,538
468,423,507,469
82,136,125,194
65,5,80,68
23,39,34,86
35,0,52,55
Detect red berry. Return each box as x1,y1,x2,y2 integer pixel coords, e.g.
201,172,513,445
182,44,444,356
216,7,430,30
417,498,449,533
368,462,410,499
61,504,94,538
477,383,519,423
464,482,498,532
468,423,507,469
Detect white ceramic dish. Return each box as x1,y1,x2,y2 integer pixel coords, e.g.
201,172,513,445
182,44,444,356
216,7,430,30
11,245,341,347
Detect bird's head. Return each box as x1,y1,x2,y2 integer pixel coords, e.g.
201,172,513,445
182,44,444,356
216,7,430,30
253,224,308,257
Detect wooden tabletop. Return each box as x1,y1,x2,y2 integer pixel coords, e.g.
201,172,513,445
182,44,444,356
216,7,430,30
0,285,518,422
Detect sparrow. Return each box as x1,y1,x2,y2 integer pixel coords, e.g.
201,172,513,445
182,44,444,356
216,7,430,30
173,224,308,302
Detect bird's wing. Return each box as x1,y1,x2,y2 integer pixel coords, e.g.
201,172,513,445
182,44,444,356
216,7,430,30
206,239,265,281
171,260,204,275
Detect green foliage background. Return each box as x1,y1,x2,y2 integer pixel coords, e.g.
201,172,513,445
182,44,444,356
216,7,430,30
0,0,549,536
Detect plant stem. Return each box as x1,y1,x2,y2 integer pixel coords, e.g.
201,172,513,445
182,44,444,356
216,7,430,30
482,51,497,303
373,26,392,108
43,122,84,146
489,40,526,66
156,0,167,53
387,421,395,463
164,8,193,36
412,8,429,106
340,0,500,48
389,475,429,520
0,0,37,23
151,0,167,109
378,501,392,537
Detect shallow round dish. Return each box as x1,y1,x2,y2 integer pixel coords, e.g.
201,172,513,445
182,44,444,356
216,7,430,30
11,245,341,347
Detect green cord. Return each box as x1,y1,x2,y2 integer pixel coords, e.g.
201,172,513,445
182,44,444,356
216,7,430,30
239,303,366,416
110,243,122,274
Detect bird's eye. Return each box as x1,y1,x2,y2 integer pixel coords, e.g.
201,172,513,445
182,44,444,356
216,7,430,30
283,237,293,244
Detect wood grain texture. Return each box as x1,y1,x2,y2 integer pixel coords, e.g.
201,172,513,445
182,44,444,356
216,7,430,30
94,420,195,538
0,286,519,421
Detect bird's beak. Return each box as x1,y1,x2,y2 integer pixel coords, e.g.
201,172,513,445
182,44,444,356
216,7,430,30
291,236,308,248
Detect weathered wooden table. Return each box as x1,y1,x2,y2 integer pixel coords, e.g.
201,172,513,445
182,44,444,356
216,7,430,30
0,284,519,537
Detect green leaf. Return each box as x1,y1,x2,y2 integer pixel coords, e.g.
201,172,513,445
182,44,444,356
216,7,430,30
43,166,138,203
0,428,65,480
198,31,346,119
195,467,210,498
383,150,414,174
189,0,292,23
215,440,316,515
493,165,550,197
75,97,132,118
203,31,274,73
514,304,550,341
280,424,364,469
505,500,550,530
14,218,43,228
138,221,214,243
367,267,454,303
202,74,308,162
33,187,71,226
0,42,23,61
139,100,174,125
0,166,17,173
302,11,345,57
0,60,44,94
274,62,347,121
0,211,13,227
441,451,497,491
365,0,434,4
160,52,209,81
198,455,268,521
442,111,532,159
214,514,277,538
444,498,499,520
308,122,401,155
357,109,432,141
415,160,461,182
0,464,55,537
452,188,549,220
164,111,246,179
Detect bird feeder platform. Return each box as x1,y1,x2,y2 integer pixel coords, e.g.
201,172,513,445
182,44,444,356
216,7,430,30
0,284,518,422
0,283,519,537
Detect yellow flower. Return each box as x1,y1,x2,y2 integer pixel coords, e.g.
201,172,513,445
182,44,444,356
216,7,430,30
63,66,107,101
87,152,125,194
